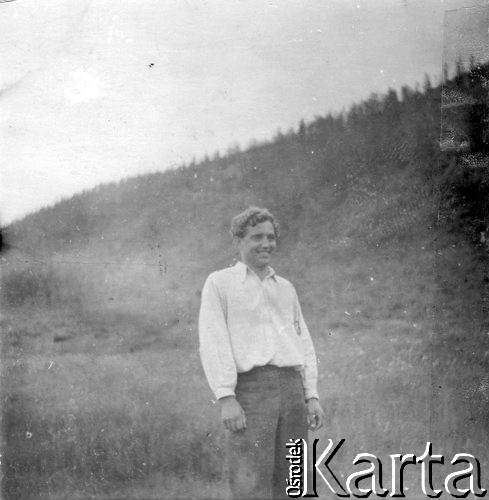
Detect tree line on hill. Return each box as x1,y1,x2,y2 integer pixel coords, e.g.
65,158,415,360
2,61,489,309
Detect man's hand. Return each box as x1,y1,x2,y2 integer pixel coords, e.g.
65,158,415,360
306,398,324,431
219,396,246,432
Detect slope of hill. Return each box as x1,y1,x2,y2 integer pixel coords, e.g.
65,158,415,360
2,65,489,499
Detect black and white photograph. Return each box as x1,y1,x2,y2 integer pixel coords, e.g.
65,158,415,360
1,1,489,499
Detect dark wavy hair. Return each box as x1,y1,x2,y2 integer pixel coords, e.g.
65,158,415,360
230,206,280,239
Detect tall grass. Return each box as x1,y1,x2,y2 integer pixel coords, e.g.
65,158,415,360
1,262,84,309
2,350,227,499
4,309,484,499
2,231,488,498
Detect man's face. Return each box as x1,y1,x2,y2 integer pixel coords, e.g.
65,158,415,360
238,221,277,271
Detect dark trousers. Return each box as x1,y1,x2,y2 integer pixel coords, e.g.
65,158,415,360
226,365,308,500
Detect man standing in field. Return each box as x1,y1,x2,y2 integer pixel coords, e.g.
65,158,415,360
199,206,324,499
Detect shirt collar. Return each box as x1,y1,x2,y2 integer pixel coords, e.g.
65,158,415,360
235,261,276,283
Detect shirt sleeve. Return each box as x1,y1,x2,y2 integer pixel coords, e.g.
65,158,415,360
294,288,319,400
198,274,238,400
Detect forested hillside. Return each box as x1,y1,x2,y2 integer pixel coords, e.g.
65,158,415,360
2,64,489,499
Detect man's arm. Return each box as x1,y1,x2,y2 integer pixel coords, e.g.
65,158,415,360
294,288,325,431
218,396,246,432
198,275,246,431
306,398,324,431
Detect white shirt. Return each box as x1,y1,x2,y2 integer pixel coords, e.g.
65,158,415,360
198,261,319,400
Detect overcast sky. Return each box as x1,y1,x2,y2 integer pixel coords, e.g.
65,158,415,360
1,0,488,224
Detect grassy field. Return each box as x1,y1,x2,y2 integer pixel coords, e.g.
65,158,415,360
3,213,489,499
3,68,489,498
3,238,487,500
2,338,227,499
2,323,427,499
